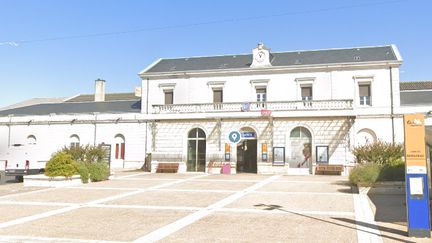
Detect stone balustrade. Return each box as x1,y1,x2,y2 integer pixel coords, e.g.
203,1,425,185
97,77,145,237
152,100,353,114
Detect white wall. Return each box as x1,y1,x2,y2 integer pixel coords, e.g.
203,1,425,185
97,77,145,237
0,113,149,169
145,67,396,117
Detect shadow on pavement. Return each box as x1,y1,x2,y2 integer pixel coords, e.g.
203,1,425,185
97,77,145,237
368,194,407,223
254,203,414,243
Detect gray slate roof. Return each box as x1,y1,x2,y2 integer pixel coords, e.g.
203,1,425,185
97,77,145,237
65,93,138,102
0,100,141,117
400,91,432,105
143,46,398,73
400,81,432,90
400,81,432,105
0,97,65,111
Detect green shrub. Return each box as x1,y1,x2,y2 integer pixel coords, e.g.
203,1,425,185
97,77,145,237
61,144,105,164
78,162,90,184
56,144,109,183
379,162,405,181
45,152,79,178
353,141,403,166
87,162,110,182
349,163,381,186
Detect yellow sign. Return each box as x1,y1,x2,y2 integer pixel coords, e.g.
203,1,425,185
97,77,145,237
404,114,427,174
262,143,267,154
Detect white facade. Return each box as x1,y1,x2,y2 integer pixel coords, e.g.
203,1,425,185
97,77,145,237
0,44,430,175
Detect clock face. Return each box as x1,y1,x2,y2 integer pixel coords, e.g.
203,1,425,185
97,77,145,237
255,51,266,62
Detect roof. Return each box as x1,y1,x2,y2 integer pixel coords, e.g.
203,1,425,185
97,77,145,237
65,93,138,102
400,91,432,105
400,81,432,91
0,100,141,117
142,45,399,74
0,98,65,111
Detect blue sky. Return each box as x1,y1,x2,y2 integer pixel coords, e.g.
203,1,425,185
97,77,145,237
0,0,430,108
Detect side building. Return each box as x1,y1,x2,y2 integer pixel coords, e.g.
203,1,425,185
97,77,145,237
0,81,144,169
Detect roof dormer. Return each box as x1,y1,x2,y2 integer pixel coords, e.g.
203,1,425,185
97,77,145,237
250,43,272,68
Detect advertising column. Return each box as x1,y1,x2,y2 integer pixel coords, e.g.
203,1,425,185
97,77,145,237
404,114,431,238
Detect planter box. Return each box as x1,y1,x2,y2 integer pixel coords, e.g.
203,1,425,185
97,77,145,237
24,174,82,187
358,181,405,195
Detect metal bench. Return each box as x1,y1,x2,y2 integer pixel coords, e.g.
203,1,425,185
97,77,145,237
156,163,179,173
315,164,344,175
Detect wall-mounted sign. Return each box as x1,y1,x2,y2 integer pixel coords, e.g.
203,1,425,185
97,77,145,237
241,102,250,112
241,132,256,139
262,143,268,162
273,147,285,165
261,109,272,116
225,143,231,161
316,145,329,163
228,131,241,144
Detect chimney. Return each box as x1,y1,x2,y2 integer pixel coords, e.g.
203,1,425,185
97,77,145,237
94,79,106,102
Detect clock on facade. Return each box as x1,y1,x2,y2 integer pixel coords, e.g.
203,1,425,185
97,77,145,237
255,51,266,63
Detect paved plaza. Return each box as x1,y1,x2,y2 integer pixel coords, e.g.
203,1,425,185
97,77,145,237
0,171,428,242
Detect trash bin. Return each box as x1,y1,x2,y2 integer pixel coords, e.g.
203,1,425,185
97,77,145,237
222,164,231,174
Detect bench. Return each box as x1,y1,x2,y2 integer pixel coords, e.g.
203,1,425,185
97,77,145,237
156,163,179,173
315,164,344,175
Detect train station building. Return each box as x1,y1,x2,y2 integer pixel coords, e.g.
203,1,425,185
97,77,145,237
0,44,431,175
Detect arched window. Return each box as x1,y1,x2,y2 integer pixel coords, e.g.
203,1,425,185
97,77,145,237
70,135,80,148
187,128,206,172
115,134,125,160
27,135,37,145
290,127,312,139
356,129,377,146
289,126,312,169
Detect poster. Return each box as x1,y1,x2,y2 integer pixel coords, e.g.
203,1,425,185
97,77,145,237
316,146,329,163
273,147,285,165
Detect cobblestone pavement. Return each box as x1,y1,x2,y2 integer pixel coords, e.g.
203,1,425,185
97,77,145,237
0,170,417,242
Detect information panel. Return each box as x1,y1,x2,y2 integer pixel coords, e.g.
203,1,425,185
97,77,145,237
403,113,431,238
404,114,427,174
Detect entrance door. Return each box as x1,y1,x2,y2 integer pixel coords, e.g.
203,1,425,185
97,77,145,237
288,127,312,171
187,128,206,172
236,139,257,173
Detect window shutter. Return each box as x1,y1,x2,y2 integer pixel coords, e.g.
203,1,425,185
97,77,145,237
359,85,370,96
213,90,223,103
301,87,312,97
121,143,125,160
115,144,119,159
164,91,173,105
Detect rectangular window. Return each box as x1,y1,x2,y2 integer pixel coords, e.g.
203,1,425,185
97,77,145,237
213,89,223,103
164,91,173,105
359,84,371,105
301,86,312,101
256,88,267,102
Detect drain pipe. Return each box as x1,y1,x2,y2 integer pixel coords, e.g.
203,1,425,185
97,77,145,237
389,67,395,144
144,78,150,171
7,115,12,148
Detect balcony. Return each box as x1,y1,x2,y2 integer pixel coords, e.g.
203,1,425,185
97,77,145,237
152,99,353,114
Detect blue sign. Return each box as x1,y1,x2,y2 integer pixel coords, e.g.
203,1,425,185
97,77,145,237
228,131,241,143
406,173,431,237
241,102,250,112
241,132,256,139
